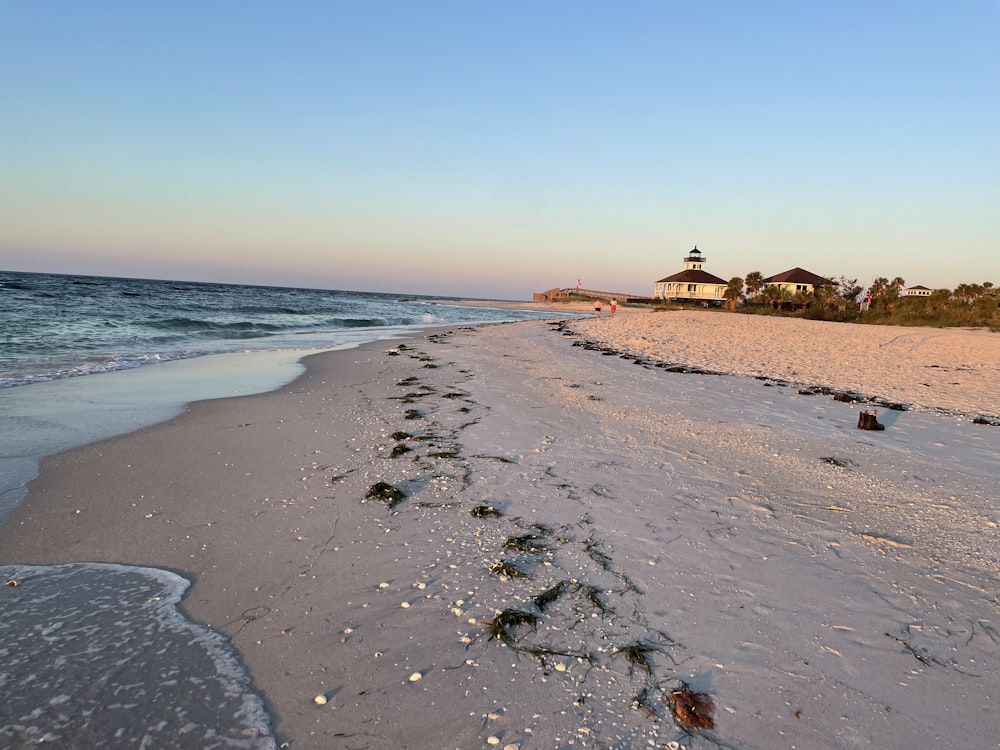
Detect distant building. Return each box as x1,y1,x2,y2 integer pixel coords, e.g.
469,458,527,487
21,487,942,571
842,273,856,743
653,247,727,305
905,285,933,297
762,267,834,295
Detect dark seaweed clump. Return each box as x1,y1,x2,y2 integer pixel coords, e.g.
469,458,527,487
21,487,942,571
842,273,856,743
366,482,407,509
471,505,503,518
488,608,538,646
503,533,548,553
490,560,529,578
532,581,570,612
616,641,659,675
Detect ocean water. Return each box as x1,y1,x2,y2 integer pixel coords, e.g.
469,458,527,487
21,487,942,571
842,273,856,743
0,270,573,747
0,270,571,514
0,563,276,749
0,270,559,388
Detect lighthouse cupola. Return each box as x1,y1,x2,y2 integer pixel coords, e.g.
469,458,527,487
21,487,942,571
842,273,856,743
684,246,705,271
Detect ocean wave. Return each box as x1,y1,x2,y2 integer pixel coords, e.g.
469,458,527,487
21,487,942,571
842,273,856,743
145,317,288,333
1,271,576,390
0,563,276,748
141,315,419,336
0,352,196,388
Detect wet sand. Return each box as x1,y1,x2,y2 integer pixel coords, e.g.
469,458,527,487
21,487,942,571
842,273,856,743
2,316,998,749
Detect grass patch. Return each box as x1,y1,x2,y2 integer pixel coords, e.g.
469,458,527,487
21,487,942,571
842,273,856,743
390,431,411,441
404,409,423,420
390,443,412,458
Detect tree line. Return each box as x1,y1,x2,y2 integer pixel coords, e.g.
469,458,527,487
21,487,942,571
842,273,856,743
719,274,999,329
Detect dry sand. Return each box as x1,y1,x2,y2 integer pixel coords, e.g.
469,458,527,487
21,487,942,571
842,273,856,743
2,315,998,749
570,310,1000,418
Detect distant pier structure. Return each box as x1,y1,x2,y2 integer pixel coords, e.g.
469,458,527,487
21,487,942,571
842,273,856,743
533,287,653,303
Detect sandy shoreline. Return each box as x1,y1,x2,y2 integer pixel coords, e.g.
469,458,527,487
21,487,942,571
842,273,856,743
568,310,1000,418
2,317,999,749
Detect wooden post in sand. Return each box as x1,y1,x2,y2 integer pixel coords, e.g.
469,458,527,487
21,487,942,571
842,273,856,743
858,410,885,431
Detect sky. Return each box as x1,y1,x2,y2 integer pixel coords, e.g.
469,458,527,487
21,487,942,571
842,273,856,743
1,1,998,299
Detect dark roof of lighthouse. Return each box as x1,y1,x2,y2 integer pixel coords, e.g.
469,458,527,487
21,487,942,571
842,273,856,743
656,269,728,285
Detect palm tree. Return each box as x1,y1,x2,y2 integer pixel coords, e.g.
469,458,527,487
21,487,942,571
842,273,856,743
867,277,889,307
835,276,863,304
724,277,745,310
812,283,836,310
954,283,977,302
745,271,765,299
759,284,792,309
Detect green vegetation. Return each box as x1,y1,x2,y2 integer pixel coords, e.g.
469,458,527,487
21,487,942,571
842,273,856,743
721,274,999,330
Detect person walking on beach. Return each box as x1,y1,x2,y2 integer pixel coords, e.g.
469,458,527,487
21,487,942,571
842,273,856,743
610,298,618,315
594,300,602,317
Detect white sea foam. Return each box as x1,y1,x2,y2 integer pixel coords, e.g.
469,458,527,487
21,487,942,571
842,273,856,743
0,563,277,749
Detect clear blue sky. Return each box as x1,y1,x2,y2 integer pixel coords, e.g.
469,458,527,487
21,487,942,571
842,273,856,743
1,1,997,298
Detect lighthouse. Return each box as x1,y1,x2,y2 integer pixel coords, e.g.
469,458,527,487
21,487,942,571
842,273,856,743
653,246,728,304
684,246,705,271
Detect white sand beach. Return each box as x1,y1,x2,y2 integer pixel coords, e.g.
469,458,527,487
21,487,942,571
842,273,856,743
2,314,998,749
570,310,1000,417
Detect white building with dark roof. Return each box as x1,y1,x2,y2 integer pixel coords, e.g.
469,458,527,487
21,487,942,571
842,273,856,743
762,267,835,295
653,247,728,304
905,285,933,297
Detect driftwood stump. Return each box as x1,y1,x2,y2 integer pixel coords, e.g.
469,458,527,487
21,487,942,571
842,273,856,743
858,410,885,431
